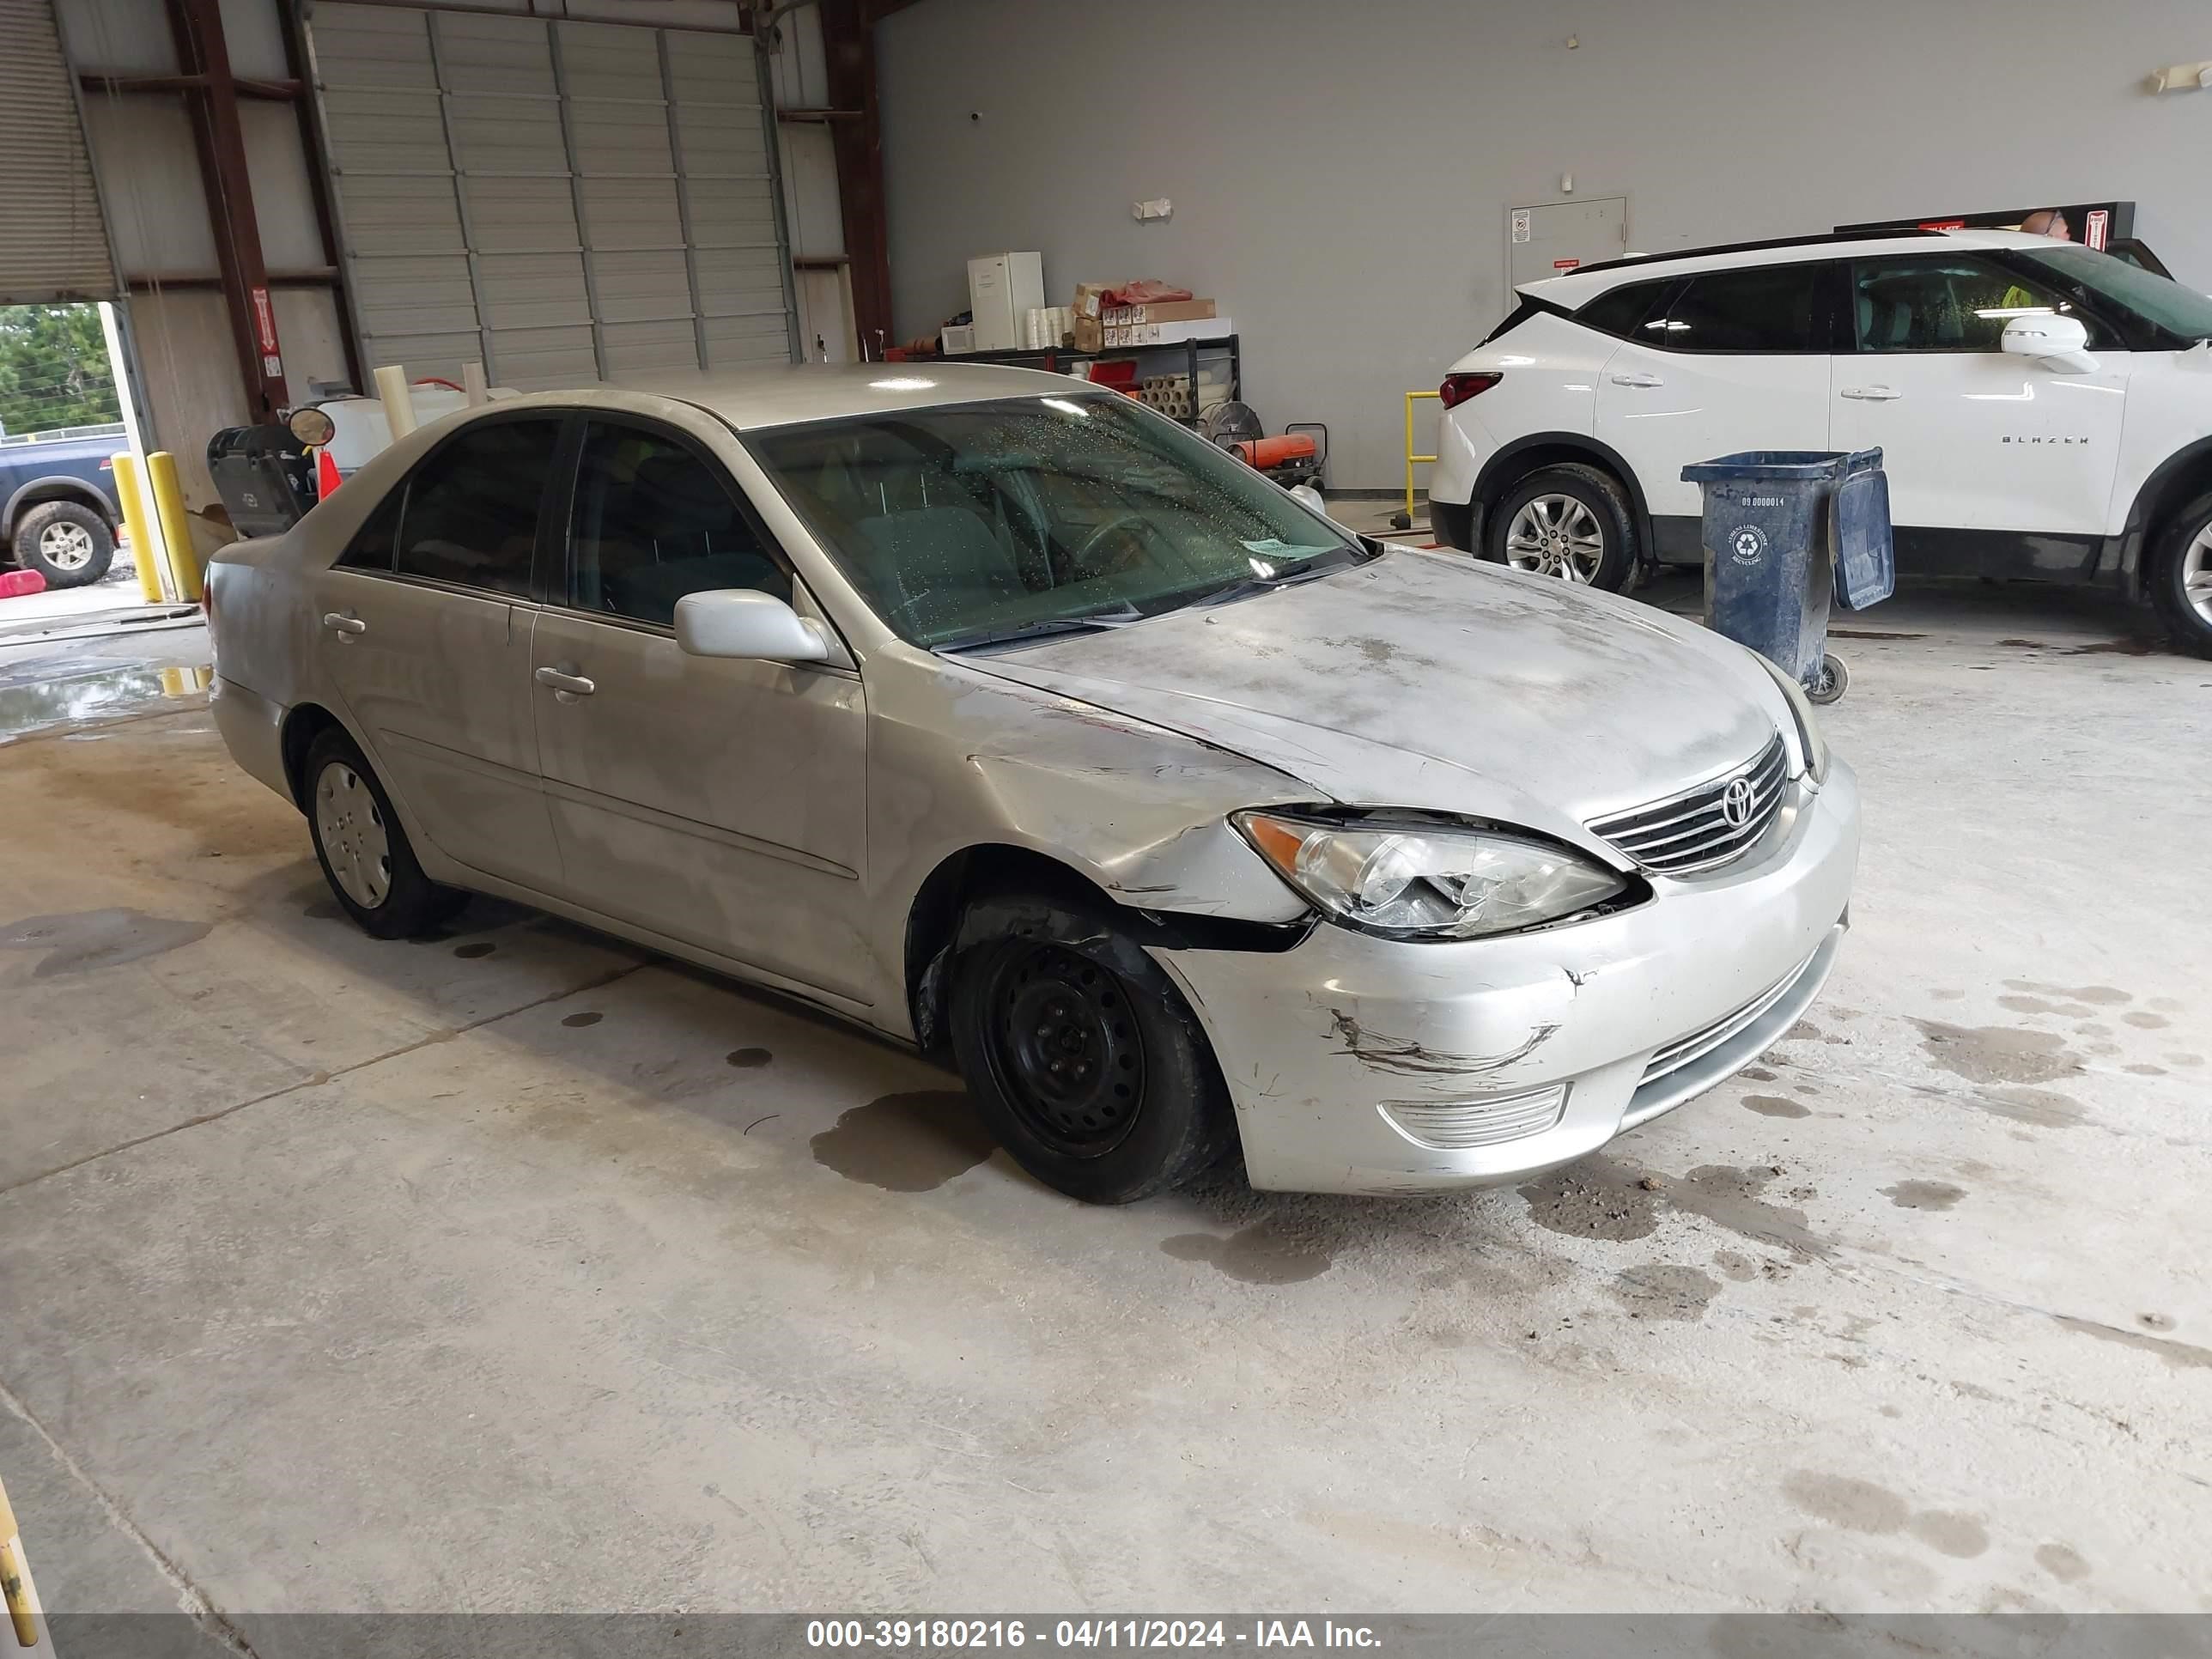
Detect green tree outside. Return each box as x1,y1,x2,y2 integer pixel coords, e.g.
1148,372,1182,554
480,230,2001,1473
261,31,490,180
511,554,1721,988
0,303,121,437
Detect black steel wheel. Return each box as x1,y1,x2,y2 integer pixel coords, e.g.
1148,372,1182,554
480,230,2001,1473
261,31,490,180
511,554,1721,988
980,941,1148,1158
949,890,1236,1203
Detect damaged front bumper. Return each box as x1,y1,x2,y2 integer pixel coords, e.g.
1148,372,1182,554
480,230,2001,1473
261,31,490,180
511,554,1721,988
1152,760,1859,1194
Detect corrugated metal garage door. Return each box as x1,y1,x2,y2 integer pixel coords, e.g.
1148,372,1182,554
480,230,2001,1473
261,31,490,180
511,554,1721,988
307,3,794,388
0,0,118,303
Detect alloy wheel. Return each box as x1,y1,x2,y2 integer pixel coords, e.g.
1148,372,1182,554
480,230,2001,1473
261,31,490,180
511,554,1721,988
982,942,1147,1158
314,760,392,909
2185,522,2212,628
1504,495,1605,581
39,520,96,572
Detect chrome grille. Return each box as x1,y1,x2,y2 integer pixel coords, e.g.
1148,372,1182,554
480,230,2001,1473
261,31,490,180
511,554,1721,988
1587,734,1789,877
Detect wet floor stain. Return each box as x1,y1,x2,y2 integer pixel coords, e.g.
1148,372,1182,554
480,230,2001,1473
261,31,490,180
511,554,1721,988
0,659,211,743
1997,993,2096,1018
2035,1543,2091,1583
2124,1063,2166,1077
2006,980,2130,1006
1971,1086,2087,1129
561,1011,603,1028
1783,1471,1910,1534
2123,1011,2170,1030
1909,1019,2083,1086
2051,1314,2212,1370
453,941,496,959
1881,1180,1965,1212
1521,1158,1830,1259
1161,1219,1334,1285
726,1047,773,1068
1744,1094,1810,1119
0,908,212,978
2136,1312,2176,1332
2171,1054,2206,1068
1608,1264,1720,1322
809,1091,994,1193
1519,1158,1660,1243
1740,1066,1778,1082
1669,1164,1832,1260
1909,1511,1990,1559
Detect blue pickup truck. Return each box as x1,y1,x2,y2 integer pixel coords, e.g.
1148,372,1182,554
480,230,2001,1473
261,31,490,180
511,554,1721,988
0,425,124,588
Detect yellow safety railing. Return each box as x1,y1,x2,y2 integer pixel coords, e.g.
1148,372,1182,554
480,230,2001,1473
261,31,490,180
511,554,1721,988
1403,390,1440,526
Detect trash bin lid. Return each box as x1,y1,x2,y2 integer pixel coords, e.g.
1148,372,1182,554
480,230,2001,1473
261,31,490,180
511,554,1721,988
1682,450,1852,483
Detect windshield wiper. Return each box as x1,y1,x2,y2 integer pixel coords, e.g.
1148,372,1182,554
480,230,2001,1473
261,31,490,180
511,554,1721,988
935,607,1144,653
1185,556,1358,611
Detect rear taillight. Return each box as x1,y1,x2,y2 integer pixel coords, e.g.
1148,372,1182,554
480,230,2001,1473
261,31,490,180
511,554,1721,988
1438,372,1501,410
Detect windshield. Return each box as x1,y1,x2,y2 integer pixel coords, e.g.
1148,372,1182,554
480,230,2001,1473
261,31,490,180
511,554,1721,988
744,394,1368,648
2014,244,2212,345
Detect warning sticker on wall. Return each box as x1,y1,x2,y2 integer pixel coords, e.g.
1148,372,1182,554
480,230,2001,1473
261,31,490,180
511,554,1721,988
1511,209,1531,244
2085,209,2110,250
1553,258,1581,270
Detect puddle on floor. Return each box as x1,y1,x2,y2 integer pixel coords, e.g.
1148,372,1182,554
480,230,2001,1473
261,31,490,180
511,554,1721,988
0,659,210,743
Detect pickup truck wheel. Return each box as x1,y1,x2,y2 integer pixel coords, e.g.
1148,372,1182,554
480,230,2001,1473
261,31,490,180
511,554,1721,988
2150,492,2212,660
950,891,1237,1203
13,501,115,588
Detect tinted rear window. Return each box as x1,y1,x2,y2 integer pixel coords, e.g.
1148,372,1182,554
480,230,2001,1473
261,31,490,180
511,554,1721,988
1576,279,1673,339
1651,264,1826,352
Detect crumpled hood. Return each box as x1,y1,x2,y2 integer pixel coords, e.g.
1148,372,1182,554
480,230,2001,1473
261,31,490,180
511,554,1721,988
961,550,1790,851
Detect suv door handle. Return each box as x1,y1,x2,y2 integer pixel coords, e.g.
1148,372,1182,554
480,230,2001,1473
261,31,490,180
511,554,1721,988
1609,371,1664,388
321,611,366,637
1840,385,1901,401
533,665,596,698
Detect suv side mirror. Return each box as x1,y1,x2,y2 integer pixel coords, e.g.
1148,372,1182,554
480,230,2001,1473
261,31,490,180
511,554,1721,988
674,589,830,663
2002,313,2098,374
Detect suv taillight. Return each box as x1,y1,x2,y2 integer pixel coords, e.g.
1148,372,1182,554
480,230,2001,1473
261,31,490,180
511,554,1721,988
1438,372,1501,410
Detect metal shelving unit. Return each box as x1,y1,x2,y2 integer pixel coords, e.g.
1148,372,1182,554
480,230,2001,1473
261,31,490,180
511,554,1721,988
938,333,1241,424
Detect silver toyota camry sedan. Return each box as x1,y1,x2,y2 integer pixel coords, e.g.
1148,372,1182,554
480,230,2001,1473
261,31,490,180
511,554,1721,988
207,364,1858,1202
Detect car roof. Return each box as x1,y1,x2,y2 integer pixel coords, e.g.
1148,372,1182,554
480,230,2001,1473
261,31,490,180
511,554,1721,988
1523,227,2060,305
595,361,1085,429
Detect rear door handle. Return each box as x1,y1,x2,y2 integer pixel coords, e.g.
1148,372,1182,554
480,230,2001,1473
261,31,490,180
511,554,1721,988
1609,371,1665,388
533,665,596,698
321,611,366,637
1839,385,1901,401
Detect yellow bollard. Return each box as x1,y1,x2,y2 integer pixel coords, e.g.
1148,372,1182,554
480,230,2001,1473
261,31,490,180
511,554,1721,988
1403,390,1441,526
147,451,203,604
0,1471,40,1647
112,451,171,605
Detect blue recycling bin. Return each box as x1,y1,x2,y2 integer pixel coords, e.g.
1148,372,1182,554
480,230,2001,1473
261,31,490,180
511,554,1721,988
1680,448,1893,703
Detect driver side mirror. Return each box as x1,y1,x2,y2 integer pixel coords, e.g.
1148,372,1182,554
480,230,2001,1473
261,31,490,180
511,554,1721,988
2002,313,2098,374
674,589,830,664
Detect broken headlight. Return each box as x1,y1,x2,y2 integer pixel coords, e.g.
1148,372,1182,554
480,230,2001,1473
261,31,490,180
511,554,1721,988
1232,811,1627,940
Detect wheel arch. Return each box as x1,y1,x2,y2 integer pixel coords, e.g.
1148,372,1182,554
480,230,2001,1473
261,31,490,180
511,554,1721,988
5,476,119,538
1472,433,1653,559
278,701,349,812
904,844,1119,1055
2118,439,2212,595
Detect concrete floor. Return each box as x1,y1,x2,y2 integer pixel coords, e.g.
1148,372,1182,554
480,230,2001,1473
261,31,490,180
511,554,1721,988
2,562,2209,1628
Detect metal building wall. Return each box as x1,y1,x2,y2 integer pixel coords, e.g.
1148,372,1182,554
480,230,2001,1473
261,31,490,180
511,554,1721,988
307,3,796,389
0,0,118,305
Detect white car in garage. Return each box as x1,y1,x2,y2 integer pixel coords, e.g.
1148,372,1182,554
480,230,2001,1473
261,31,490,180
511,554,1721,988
204,366,1857,1202
1426,228,2212,657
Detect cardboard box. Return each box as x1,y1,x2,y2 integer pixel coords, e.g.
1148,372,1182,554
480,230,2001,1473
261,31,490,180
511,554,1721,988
1072,282,1115,353
1103,298,1216,326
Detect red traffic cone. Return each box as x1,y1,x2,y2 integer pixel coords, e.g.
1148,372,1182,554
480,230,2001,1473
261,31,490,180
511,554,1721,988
316,447,343,500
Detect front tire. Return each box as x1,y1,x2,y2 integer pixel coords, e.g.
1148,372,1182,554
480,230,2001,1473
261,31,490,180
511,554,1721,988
13,500,115,588
949,891,1236,1203
1486,463,1637,590
304,729,466,939
2148,492,2212,659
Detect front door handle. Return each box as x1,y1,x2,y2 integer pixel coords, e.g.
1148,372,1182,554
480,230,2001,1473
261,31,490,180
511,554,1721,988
321,611,366,637
1609,370,1665,388
1839,385,1901,401
534,665,596,699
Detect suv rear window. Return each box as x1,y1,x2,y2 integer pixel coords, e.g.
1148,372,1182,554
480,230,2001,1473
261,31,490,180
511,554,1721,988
1576,279,1672,339
1652,264,1827,352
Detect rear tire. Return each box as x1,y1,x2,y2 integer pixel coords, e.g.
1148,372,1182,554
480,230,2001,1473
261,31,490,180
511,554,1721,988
303,729,468,939
1485,463,1637,591
2148,491,2212,660
949,890,1236,1203
13,500,115,588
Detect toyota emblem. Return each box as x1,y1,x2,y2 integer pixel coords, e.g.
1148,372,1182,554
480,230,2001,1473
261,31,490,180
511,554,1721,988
1719,777,1756,829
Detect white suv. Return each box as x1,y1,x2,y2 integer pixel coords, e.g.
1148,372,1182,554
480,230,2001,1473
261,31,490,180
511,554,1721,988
1428,228,2212,657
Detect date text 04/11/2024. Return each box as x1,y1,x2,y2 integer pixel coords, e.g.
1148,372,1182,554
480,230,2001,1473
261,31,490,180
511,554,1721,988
804,1620,1384,1649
